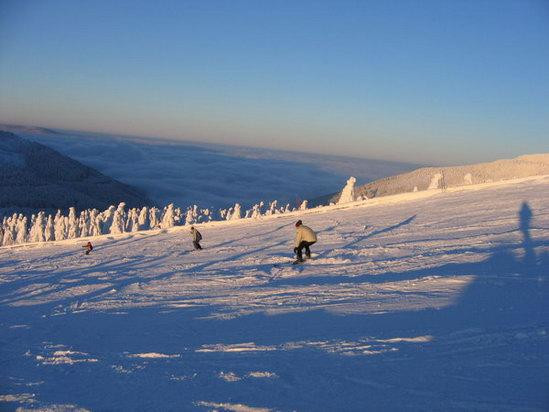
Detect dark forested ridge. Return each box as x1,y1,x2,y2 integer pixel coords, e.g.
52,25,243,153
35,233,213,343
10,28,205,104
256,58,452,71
0,131,152,214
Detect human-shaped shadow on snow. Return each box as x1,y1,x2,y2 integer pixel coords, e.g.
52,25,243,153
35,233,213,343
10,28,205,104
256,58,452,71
519,201,536,267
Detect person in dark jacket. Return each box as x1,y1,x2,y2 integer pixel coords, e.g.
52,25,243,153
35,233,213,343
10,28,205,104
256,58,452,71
82,241,93,255
190,226,202,250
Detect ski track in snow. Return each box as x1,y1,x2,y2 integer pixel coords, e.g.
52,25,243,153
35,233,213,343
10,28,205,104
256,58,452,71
0,177,548,410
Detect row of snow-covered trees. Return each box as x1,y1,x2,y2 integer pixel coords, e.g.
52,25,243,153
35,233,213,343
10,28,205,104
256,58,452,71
0,199,309,246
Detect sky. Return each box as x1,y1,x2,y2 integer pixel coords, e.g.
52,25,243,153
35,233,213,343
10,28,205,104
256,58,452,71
0,0,548,164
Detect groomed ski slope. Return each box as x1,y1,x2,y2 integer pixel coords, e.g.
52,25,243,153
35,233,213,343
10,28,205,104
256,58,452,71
1,176,548,411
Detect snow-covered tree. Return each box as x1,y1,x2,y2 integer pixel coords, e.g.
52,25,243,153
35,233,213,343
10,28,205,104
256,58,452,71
79,210,89,238
2,217,15,246
149,207,160,229
29,212,45,243
249,204,259,219
230,203,242,220
89,209,102,236
185,207,195,226
15,215,28,244
299,200,308,210
54,211,66,241
338,176,357,204
138,207,149,230
161,203,176,229
44,215,54,242
109,203,127,234
200,208,212,223
67,207,80,239
126,208,140,232
101,206,116,233
265,201,277,216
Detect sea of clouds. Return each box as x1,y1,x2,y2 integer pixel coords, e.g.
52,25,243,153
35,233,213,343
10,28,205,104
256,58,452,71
21,130,419,209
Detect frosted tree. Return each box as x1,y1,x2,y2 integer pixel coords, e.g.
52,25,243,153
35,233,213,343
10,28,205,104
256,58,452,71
250,203,262,219
440,170,447,192
265,201,278,216
117,202,127,228
138,207,149,230
15,215,28,244
29,212,45,243
28,214,37,241
200,208,212,222
89,209,102,236
161,203,176,229
54,212,67,241
230,203,242,220
299,200,308,210
44,215,54,242
101,206,116,233
126,208,140,232
149,207,160,229
67,207,80,239
2,218,15,246
79,211,89,238
109,203,127,234
219,209,228,220
338,176,357,204
185,207,195,226
428,173,443,190
174,206,185,226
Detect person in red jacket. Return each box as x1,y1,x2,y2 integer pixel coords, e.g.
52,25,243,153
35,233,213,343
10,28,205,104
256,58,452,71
82,241,93,255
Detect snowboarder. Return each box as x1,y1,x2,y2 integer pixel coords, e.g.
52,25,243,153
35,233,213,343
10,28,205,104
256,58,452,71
82,241,93,255
190,226,202,250
293,220,317,264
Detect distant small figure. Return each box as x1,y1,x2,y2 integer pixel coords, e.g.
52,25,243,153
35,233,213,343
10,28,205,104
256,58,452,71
190,226,202,250
293,220,317,264
82,241,93,255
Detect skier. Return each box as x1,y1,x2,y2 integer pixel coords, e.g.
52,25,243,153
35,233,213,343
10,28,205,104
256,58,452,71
293,220,317,264
82,241,93,255
190,226,202,250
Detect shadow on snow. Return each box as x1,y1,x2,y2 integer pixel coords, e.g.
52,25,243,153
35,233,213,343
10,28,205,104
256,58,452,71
1,202,548,410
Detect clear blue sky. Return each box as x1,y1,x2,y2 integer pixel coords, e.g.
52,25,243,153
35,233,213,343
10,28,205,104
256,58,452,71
1,0,548,164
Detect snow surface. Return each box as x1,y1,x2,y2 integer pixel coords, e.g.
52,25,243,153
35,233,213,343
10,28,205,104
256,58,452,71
1,176,548,411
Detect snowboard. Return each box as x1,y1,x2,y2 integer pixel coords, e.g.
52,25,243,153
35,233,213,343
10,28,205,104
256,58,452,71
292,255,313,265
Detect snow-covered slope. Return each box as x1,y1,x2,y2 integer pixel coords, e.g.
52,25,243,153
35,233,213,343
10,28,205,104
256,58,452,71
0,131,151,214
1,176,548,410
326,154,549,204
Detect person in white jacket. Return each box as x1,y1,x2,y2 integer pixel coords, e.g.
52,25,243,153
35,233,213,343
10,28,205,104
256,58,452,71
293,220,317,263
190,226,202,250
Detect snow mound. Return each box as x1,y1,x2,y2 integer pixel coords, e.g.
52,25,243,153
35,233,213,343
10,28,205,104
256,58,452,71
127,353,180,359
331,153,549,201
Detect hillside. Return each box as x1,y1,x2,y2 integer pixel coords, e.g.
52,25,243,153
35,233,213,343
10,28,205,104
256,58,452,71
0,131,152,214
327,154,549,203
1,176,547,410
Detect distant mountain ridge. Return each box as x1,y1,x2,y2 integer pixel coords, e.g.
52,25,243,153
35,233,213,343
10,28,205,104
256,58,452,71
0,123,62,136
0,131,152,214
326,154,549,204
